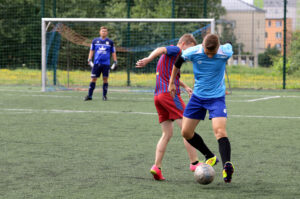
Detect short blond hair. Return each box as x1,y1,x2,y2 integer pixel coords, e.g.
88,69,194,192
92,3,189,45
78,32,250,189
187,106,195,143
178,34,197,45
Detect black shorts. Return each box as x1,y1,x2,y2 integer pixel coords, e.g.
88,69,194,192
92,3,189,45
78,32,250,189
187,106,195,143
91,64,110,78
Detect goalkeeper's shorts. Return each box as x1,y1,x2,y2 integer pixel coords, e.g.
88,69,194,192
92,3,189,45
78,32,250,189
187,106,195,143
183,94,227,120
91,64,110,78
154,93,185,123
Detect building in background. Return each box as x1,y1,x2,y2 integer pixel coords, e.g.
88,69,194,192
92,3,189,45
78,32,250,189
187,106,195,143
263,0,296,53
221,0,265,66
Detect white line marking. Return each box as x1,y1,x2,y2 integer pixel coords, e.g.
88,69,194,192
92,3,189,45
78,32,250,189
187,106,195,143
1,108,300,119
246,96,281,102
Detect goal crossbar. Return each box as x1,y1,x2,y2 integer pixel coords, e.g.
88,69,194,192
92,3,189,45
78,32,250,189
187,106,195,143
41,18,215,91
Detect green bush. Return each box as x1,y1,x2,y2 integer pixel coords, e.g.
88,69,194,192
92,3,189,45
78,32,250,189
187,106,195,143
258,47,280,67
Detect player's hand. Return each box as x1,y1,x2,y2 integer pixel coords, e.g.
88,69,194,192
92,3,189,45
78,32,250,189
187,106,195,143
136,58,150,68
185,87,193,98
168,83,176,98
88,59,94,68
111,61,117,70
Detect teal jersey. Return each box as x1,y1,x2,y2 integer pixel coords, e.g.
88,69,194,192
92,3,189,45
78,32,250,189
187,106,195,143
182,44,233,98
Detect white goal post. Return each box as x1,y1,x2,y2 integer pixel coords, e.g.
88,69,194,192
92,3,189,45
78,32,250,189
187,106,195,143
41,18,215,92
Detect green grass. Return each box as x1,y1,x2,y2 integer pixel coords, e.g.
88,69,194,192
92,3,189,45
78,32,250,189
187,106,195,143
0,86,300,199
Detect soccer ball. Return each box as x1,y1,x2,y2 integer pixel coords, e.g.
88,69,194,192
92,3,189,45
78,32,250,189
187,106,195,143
194,163,215,185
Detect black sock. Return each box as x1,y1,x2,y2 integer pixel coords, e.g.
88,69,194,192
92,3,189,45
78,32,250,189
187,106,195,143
88,82,95,97
218,137,231,166
186,132,215,159
103,83,108,96
191,161,199,165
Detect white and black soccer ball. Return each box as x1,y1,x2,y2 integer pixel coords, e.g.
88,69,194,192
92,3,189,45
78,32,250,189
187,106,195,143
194,163,215,185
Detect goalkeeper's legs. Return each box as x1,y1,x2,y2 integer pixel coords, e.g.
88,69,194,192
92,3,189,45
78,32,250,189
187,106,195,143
85,78,97,101
102,77,108,101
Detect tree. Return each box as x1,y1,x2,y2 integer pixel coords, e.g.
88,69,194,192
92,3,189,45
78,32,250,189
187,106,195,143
219,22,244,55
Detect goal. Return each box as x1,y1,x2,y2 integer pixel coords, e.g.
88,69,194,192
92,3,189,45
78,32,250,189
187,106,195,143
41,18,215,92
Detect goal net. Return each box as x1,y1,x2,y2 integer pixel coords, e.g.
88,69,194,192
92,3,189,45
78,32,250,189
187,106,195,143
41,18,215,92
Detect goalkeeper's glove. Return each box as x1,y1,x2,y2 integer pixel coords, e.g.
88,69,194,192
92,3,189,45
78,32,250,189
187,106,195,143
111,61,117,70
88,59,94,68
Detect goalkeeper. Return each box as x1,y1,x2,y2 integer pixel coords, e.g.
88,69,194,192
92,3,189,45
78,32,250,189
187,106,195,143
136,34,218,181
169,34,234,183
84,26,117,101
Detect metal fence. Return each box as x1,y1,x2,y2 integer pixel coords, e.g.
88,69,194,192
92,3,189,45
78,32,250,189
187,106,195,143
0,0,299,89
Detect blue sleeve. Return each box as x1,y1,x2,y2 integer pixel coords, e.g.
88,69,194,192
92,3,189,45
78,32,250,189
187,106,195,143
182,45,201,61
110,40,115,53
165,46,180,56
221,44,233,58
90,39,95,51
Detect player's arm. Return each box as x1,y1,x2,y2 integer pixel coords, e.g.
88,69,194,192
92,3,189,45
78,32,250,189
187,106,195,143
168,55,185,98
179,80,193,98
111,42,118,70
136,47,167,68
111,52,118,70
87,50,94,67
88,41,95,67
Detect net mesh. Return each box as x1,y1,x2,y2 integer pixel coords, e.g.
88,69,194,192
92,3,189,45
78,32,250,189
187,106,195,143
43,20,211,90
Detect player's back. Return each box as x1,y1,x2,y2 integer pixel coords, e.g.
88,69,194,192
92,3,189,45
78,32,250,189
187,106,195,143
182,44,233,98
155,46,182,95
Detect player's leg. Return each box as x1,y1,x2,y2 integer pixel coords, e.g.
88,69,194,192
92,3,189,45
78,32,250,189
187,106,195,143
102,65,110,101
212,117,234,183
154,120,173,168
181,94,218,166
208,96,234,183
85,64,100,101
150,95,170,180
175,118,201,171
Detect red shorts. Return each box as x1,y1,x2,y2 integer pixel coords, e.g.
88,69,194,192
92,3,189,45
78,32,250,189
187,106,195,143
154,93,186,123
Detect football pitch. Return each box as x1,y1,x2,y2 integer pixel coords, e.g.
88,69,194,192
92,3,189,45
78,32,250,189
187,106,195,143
0,86,299,199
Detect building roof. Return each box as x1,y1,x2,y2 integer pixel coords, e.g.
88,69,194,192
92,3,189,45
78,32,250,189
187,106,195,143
222,0,265,12
264,0,297,8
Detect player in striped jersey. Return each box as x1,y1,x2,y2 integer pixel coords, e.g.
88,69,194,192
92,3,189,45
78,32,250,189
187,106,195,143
136,34,217,181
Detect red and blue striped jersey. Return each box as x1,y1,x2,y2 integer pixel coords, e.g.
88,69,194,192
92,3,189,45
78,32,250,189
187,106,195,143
155,46,181,96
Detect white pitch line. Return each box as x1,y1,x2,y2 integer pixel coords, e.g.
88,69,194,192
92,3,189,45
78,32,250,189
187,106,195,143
0,108,300,119
246,96,281,102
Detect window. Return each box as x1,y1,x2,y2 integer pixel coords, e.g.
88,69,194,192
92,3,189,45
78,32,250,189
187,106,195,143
275,43,282,51
268,44,271,48
276,32,282,39
276,21,282,27
268,20,272,27
265,32,268,38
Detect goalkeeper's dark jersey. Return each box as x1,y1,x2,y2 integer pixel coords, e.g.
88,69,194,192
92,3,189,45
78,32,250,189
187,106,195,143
90,37,115,65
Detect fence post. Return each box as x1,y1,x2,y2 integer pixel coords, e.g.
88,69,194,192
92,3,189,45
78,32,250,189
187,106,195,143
126,0,131,87
203,0,207,18
172,0,175,40
283,0,287,89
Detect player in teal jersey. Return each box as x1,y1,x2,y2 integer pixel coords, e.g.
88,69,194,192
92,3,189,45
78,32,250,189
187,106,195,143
169,34,234,183
84,26,117,101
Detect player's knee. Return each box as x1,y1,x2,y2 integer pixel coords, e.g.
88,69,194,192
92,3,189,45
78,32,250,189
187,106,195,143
214,128,227,139
181,129,193,140
162,131,173,141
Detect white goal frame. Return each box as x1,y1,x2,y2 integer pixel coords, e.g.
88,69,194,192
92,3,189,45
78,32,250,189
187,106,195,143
41,18,215,91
